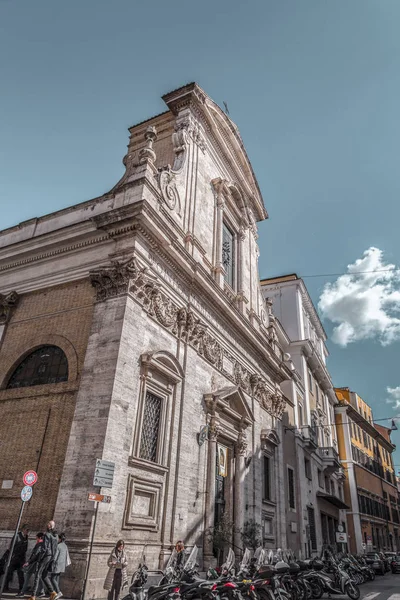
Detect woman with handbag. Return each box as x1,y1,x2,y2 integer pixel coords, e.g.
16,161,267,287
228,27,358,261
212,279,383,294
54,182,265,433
103,540,128,600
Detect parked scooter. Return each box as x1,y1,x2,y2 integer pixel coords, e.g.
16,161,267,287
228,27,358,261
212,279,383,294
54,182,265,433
311,557,360,600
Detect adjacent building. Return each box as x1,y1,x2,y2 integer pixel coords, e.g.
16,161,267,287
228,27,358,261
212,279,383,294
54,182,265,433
260,275,348,558
335,388,399,553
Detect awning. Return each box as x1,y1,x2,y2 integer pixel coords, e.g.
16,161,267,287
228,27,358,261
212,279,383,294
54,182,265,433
317,491,350,509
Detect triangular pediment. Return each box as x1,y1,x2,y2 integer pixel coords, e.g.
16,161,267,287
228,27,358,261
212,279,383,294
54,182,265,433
205,385,254,426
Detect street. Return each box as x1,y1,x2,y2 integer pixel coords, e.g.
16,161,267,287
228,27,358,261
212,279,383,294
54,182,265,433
358,574,400,600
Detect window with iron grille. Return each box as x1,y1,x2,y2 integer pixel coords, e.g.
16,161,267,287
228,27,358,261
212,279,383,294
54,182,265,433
139,391,162,462
288,467,295,509
7,345,68,388
222,222,235,288
307,506,317,551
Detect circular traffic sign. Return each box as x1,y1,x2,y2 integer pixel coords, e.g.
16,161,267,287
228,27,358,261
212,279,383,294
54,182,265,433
337,525,344,533
21,485,33,502
23,470,38,486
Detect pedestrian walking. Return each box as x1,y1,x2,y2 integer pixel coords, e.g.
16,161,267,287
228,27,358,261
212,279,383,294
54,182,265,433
49,533,71,599
17,533,45,597
4,524,30,593
103,540,128,600
28,521,58,600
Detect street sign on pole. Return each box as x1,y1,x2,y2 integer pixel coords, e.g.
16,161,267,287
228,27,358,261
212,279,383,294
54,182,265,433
88,492,111,503
0,481,34,600
21,485,33,502
337,524,344,533
336,532,347,543
23,470,38,486
93,459,115,488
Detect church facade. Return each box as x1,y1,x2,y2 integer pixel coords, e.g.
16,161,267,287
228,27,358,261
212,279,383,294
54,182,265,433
0,84,296,598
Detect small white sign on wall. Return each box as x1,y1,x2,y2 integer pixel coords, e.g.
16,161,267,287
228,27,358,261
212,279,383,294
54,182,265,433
2,480,13,489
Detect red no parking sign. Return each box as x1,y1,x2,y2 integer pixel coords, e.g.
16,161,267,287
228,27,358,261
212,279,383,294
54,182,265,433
23,470,38,486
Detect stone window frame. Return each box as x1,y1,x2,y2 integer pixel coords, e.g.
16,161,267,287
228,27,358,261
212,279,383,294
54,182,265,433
123,474,163,531
213,179,248,296
131,351,183,468
262,446,276,505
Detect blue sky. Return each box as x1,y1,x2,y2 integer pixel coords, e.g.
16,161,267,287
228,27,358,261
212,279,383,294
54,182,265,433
1,1,400,463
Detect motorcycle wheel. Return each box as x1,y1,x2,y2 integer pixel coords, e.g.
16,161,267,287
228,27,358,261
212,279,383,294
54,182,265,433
256,589,276,600
345,583,360,600
309,581,323,600
296,582,306,600
303,582,312,600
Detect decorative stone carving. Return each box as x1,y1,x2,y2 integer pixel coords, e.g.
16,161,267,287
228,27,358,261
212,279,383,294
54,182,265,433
208,416,220,441
233,361,251,394
139,126,157,165
236,429,248,456
159,167,181,214
253,378,274,413
90,257,144,302
0,291,19,325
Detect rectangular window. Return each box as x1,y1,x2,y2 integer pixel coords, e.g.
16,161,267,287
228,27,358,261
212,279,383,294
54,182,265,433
318,469,323,488
308,371,313,393
288,467,295,509
222,222,235,289
263,518,273,537
263,456,271,500
139,391,162,462
315,385,319,405
298,404,304,426
307,506,317,551
324,475,330,494
304,458,312,480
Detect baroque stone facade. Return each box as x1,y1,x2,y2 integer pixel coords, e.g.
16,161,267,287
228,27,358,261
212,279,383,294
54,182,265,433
0,83,294,598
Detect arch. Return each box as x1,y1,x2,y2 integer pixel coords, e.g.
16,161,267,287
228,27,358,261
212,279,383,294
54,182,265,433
141,350,184,384
1,333,79,389
6,345,68,389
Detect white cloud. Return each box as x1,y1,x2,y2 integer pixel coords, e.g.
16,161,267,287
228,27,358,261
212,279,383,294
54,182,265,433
387,386,400,410
318,247,400,346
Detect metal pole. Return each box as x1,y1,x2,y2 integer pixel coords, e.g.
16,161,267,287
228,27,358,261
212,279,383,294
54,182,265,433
0,500,26,599
81,501,99,600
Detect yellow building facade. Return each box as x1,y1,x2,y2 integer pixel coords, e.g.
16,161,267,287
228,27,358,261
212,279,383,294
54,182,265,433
335,387,399,553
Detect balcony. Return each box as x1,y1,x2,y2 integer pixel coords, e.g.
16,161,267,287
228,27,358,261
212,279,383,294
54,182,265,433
302,425,318,449
317,446,341,473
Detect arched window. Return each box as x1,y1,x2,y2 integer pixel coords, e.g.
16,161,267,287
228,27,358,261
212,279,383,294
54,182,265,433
7,345,68,389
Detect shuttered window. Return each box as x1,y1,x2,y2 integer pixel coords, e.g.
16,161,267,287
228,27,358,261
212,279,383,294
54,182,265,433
288,467,295,509
307,506,317,550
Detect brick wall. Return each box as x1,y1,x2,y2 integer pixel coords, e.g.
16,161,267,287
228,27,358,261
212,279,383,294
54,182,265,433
0,279,94,530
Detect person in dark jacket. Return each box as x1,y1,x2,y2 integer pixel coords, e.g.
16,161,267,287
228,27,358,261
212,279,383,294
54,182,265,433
17,533,45,597
28,521,58,600
4,524,29,593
